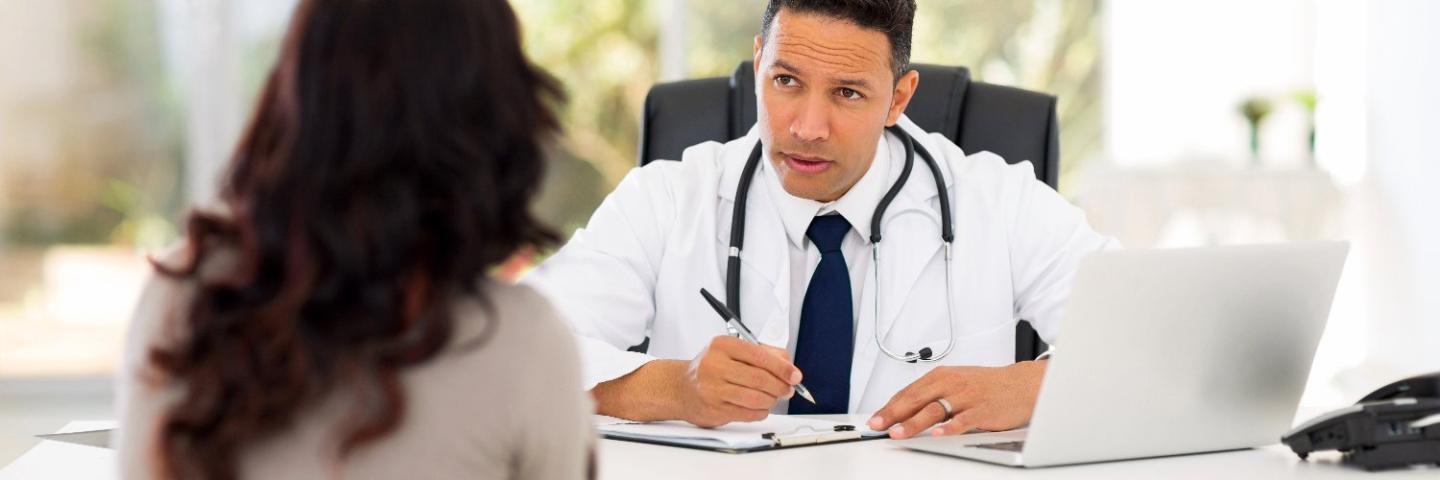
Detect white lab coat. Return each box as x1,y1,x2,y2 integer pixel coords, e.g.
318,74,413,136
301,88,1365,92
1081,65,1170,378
525,115,1116,414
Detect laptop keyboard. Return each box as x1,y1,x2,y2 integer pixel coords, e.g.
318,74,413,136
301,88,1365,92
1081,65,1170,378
973,441,1026,452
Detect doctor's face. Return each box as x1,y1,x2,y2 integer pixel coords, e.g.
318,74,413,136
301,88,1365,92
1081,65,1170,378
753,9,919,203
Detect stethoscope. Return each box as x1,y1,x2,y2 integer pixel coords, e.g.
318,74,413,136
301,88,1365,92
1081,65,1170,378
725,125,957,363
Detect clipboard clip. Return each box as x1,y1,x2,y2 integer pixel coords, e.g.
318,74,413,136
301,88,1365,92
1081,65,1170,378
761,424,861,447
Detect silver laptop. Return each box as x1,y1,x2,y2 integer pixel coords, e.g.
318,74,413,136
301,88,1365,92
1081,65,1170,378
901,242,1349,467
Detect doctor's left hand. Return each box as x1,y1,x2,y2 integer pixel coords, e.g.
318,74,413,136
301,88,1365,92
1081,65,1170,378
867,360,1047,439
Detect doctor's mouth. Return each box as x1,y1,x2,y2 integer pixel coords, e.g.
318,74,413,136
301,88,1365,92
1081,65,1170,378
777,151,835,174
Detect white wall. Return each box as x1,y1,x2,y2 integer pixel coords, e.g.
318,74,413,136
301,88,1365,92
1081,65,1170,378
1347,0,1440,387
1105,0,1315,168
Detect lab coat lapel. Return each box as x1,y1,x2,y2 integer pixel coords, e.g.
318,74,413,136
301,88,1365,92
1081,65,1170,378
714,131,790,345
849,118,954,410
849,245,881,412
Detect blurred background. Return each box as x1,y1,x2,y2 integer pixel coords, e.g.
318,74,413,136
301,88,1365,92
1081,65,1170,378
1,0,1437,461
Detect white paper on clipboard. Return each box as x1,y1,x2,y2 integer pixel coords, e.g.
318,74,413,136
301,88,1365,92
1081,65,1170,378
596,414,884,450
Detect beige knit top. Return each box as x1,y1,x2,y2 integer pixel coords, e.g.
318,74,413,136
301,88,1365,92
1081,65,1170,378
116,243,593,479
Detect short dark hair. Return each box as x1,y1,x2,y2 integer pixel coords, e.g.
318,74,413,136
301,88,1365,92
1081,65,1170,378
760,0,917,79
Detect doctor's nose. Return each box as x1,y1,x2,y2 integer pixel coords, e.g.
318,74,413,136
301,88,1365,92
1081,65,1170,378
788,100,830,143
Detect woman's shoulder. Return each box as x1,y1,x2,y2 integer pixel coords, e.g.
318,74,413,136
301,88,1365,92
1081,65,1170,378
479,280,558,315
407,279,586,424
442,280,576,368
125,239,211,351
463,280,567,333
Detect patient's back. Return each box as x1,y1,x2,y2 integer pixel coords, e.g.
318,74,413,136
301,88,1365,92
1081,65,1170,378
116,245,593,479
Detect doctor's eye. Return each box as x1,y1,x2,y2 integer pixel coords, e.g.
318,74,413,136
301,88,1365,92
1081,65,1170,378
836,87,864,101
774,75,799,88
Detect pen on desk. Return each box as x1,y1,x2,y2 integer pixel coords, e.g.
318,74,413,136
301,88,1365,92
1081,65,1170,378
698,288,817,405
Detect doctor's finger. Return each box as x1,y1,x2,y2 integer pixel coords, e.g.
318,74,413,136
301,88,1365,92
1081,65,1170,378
869,376,948,429
889,401,948,440
726,341,802,386
722,362,793,399
715,383,780,410
759,344,791,361
716,403,770,423
931,410,979,437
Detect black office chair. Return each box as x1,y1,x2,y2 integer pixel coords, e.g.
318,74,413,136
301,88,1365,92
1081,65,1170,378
637,61,1055,363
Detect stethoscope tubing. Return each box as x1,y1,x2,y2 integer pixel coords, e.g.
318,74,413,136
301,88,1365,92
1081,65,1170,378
724,125,959,364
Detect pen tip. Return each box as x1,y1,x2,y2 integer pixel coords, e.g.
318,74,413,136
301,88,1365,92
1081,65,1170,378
797,389,817,404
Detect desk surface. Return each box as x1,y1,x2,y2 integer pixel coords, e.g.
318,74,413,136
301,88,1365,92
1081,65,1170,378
0,421,115,480
5,415,1438,479
598,414,1434,480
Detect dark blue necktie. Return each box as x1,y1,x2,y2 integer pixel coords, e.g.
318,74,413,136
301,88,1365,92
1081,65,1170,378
789,214,854,414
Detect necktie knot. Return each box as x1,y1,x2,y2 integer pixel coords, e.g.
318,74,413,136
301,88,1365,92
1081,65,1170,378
807,215,851,254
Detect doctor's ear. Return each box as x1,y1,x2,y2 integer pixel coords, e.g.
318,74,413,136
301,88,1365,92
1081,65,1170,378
752,35,763,72
885,69,920,126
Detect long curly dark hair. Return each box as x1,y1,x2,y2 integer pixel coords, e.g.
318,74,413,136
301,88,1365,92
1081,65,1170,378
146,0,562,478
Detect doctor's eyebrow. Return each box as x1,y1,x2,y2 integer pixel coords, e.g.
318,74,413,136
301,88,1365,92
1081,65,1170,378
834,77,872,90
771,59,872,90
772,59,807,77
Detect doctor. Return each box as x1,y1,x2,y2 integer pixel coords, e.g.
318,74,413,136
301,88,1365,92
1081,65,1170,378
526,0,1115,439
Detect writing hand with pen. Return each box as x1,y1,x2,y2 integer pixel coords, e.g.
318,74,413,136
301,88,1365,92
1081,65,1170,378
675,289,815,428
678,336,801,428
587,289,813,428
588,333,805,429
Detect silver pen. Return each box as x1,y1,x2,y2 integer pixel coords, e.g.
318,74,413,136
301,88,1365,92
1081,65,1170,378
699,288,817,404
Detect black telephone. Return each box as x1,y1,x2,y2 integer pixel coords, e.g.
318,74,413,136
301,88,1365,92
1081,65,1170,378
1281,371,1440,470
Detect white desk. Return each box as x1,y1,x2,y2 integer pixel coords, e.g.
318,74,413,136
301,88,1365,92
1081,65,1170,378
598,414,1433,479
0,421,115,480
5,415,1437,478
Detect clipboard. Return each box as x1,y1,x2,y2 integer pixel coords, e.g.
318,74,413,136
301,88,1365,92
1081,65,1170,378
597,415,889,453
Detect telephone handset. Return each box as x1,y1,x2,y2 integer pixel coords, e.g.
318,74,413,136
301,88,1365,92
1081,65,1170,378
1281,371,1440,470
1358,372,1440,403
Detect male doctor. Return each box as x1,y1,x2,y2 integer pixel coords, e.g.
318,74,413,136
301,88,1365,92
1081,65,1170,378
526,0,1115,439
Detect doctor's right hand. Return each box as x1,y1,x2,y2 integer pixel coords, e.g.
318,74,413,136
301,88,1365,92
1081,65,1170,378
680,336,803,428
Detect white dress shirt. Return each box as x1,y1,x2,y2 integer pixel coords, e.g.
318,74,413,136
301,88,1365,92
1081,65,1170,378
759,131,897,357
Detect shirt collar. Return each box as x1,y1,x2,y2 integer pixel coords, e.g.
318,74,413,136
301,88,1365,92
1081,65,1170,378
760,131,896,249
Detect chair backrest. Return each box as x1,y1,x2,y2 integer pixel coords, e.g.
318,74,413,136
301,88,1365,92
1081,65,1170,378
637,60,1055,362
